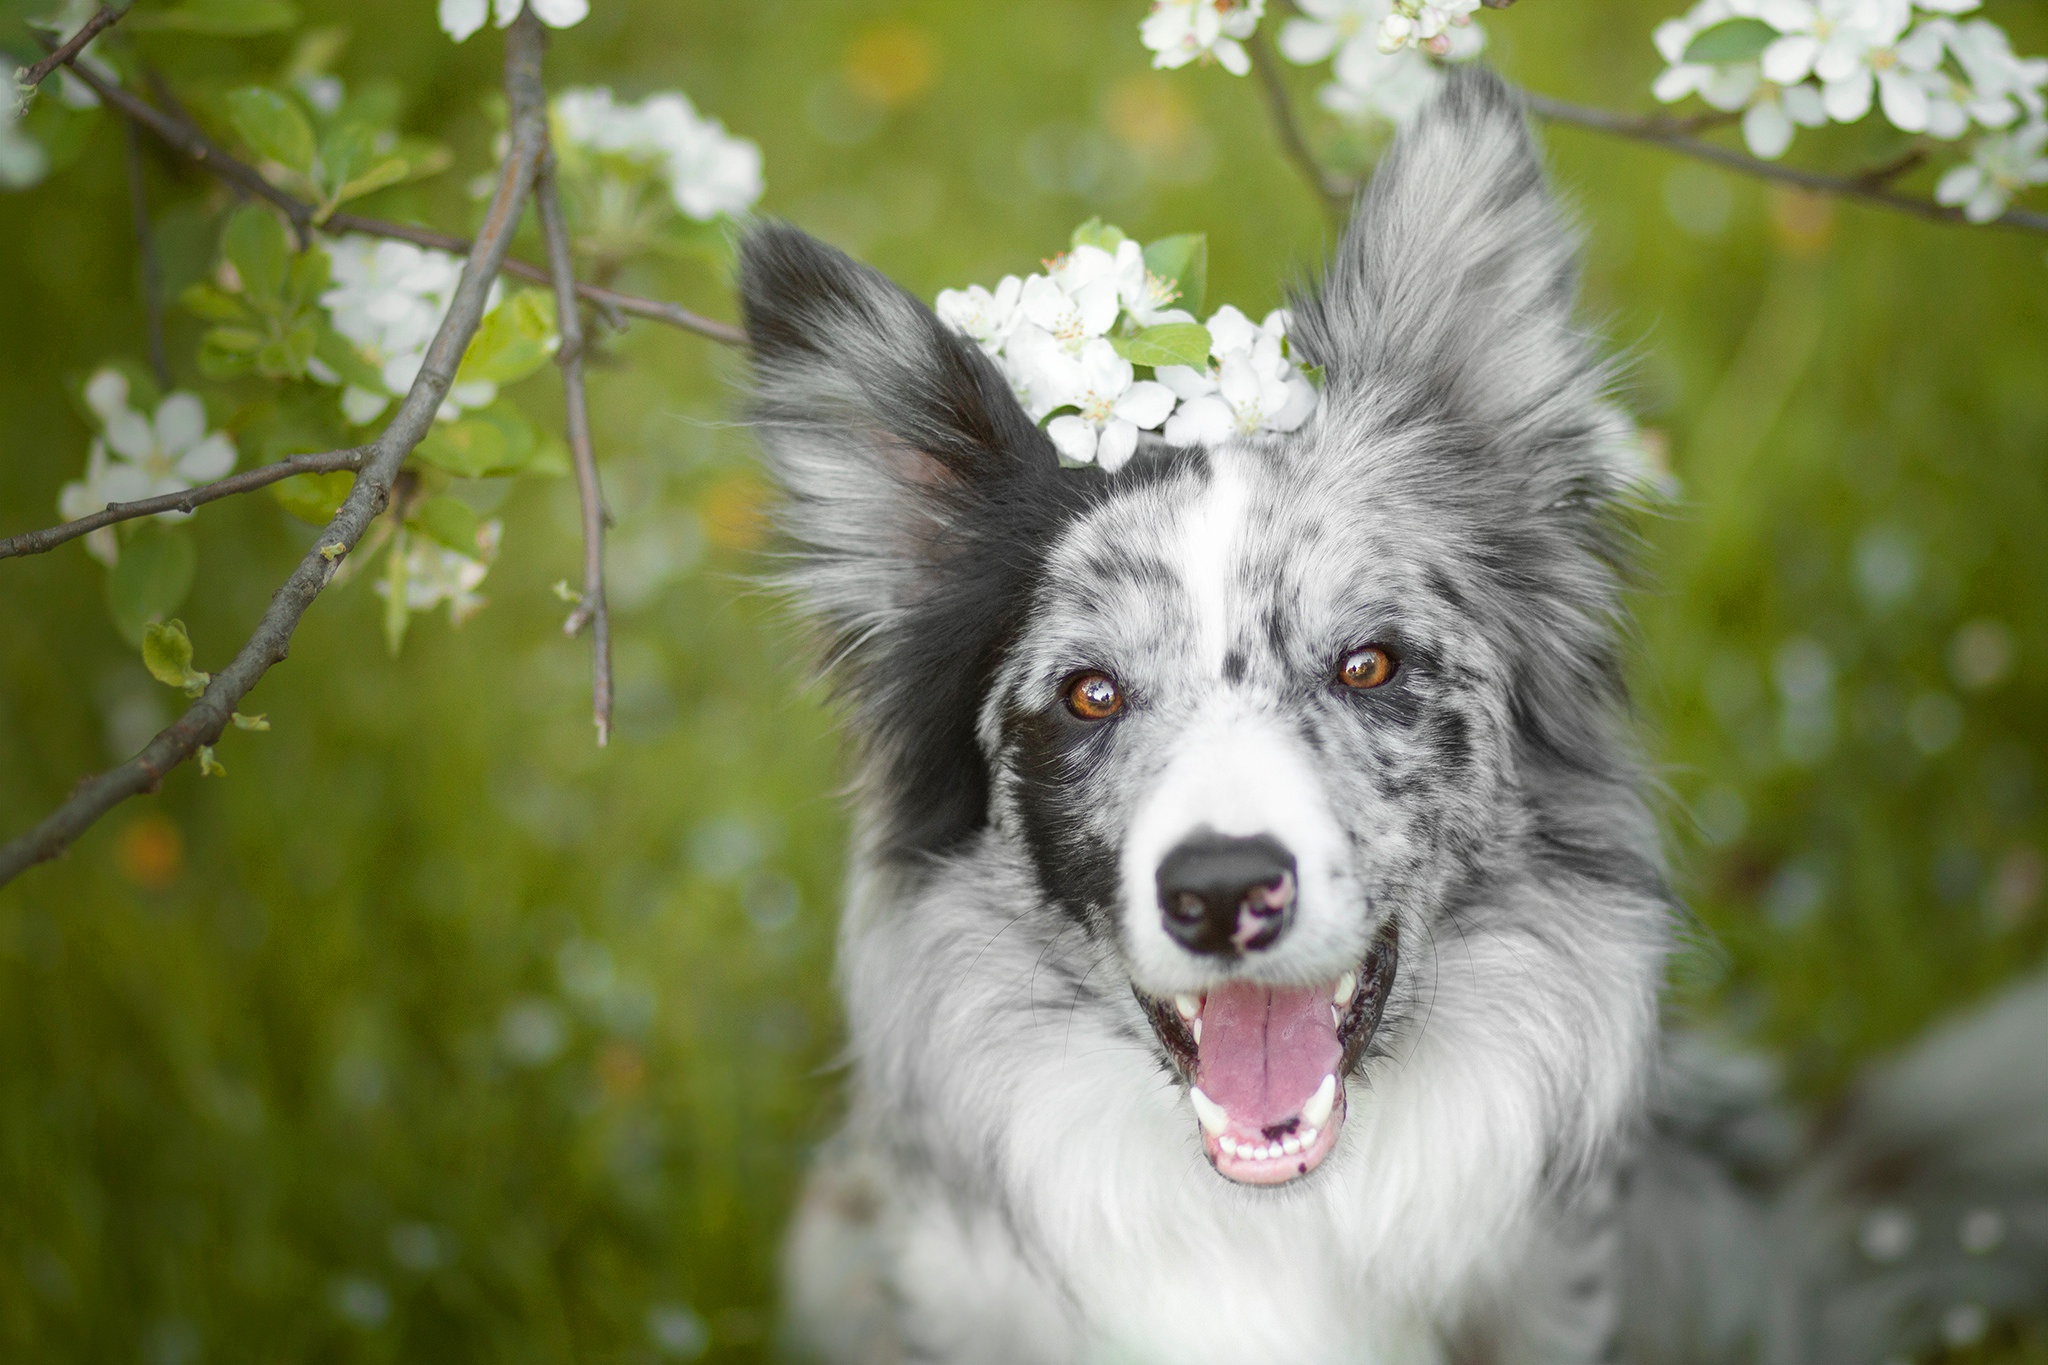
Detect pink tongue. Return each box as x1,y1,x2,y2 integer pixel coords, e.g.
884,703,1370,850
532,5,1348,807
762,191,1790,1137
1194,980,1342,1131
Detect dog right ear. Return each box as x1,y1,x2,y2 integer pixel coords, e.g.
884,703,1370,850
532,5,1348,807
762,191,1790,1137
737,224,1074,858
738,223,1062,655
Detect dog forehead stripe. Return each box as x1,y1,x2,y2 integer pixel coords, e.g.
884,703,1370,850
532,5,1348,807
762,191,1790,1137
1174,449,1250,675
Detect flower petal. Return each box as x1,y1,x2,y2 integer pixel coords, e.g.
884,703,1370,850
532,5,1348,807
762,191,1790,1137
83,368,130,427
104,411,155,463
1046,415,1097,466
1743,99,1796,158
1095,420,1139,473
175,433,236,484
1115,380,1177,431
154,393,207,457
439,0,488,41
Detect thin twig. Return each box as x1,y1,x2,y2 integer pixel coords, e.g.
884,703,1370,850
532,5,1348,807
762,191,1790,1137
0,15,554,888
533,102,613,745
44,48,747,345
1522,92,2048,236
1857,146,1927,188
17,3,123,89
0,447,370,560
122,119,170,386
1247,31,1355,214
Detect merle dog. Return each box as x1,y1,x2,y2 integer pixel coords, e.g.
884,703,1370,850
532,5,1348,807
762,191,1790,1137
737,67,2048,1365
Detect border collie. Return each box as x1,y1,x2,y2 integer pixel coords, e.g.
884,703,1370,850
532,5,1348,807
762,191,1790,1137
738,67,2048,1365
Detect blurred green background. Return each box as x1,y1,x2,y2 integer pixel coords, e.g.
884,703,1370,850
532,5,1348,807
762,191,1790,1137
1,0,2045,1359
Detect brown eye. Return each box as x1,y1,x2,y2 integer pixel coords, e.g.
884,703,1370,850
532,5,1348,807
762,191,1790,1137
1063,671,1124,721
1337,645,1397,691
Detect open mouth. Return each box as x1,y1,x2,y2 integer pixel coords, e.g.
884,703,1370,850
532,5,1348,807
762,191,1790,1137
1139,923,1398,1187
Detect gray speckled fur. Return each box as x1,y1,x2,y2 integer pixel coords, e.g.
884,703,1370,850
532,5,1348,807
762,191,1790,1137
744,67,2048,1365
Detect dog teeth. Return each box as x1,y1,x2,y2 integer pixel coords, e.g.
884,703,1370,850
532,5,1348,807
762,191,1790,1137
1333,972,1356,1005
1175,994,1201,1021
1189,1086,1230,1137
1219,1136,1240,1157
1282,1135,1302,1155
1190,1018,1201,1044
1301,1074,1338,1130
1299,1126,1318,1147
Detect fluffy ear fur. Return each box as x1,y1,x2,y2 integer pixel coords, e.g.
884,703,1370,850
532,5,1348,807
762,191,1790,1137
1291,67,1629,488
738,224,1089,862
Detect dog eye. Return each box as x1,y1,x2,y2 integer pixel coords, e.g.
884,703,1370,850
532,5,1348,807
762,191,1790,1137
1062,671,1124,721
1337,646,1397,691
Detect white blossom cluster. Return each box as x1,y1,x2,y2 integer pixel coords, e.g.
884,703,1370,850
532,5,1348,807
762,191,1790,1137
317,236,511,423
57,369,237,564
1138,0,1487,127
552,87,764,222
438,0,587,44
378,520,503,624
1654,0,2048,219
936,237,1317,473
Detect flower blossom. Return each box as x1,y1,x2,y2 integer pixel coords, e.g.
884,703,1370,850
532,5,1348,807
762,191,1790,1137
1279,0,1481,126
380,521,503,625
1758,0,1949,130
1373,0,1482,58
1141,0,1266,77
935,276,1025,358
1935,121,2048,222
1010,334,1177,473
1158,307,1318,447
553,87,763,221
58,369,237,564
439,0,588,43
320,236,504,423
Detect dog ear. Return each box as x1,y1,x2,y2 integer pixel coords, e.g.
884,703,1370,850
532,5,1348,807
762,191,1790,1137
737,224,1073,858
1291,67,1615,457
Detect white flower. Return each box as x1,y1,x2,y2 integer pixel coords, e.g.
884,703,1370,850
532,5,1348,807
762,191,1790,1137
1141,0,1266,78
1320,41,1448,125
58,370,237,563
1741,79,1829,157
935,275,1025,356
552,87,763,221
1158,306,1318,446
379,521,502,624
439,0,588,43
1020,338,1176,473
1110,239,1196,326
1280,0,1480,125
0,99,48,191
1936,122,2048,223
1653,0,1765,112
1374,0,1481,58
320,236,504,421
1928,19,2048,129
1016,247,1124,354
1757,0,1945,129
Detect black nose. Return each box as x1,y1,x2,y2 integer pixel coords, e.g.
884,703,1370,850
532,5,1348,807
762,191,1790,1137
1155,832,1298,957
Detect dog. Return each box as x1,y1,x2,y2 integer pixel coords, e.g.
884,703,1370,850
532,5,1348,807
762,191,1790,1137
737,67,2048,1364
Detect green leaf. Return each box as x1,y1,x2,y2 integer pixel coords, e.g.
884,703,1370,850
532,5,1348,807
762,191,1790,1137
413,416,511,479
134,0,300,35
1069,217,1128,252
226,88,318,176
222,206,291,305
525,432,571,479
1110,323,1213,371
1142,234,1208,319
410,496,481,555
316,121,379,197
107,525,198,649
254,321,318,380
180,282,247,323
197,745,226,777
270,470,355,524
231,712,271,731
458,291,558,386
382,534,411,657
1681,17,1778,64
312,322,389,393
142,619,210,697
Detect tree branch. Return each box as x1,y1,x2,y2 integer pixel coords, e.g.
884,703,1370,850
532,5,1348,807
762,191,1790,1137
16,3,124,90
122,119,170,386
1247,30,1354,214
533,99,613,745
47,47,748,345
0,15,554,888
1521,92,2048,236
0,447,370,560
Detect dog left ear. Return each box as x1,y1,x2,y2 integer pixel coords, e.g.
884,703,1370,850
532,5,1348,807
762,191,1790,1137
1291,67,1623,467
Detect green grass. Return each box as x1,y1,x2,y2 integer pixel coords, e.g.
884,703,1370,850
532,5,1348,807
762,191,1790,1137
1,0,2044,1358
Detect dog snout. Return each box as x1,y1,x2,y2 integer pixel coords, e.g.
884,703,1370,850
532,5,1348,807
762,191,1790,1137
1155,832,1298,957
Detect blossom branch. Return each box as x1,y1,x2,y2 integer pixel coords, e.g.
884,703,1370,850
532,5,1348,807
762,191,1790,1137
1521,91,2048,236
16,3,125,90
0,13,554,889
533,100,613,744
45,45,747,345
0,446,371,561
1248,32,1352,213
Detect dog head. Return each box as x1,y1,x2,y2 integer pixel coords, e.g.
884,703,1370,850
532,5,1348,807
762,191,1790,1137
740,68,1663,1188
